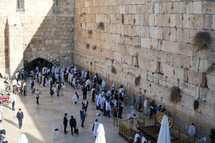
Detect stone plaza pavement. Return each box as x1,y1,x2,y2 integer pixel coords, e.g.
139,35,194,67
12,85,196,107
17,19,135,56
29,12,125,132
2,82,129,143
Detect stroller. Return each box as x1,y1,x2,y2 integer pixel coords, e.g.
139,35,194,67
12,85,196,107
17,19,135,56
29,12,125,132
127,106,137,119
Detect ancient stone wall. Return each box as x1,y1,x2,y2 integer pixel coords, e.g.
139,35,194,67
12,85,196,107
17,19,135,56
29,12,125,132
0,0,75,77
74,0,215,138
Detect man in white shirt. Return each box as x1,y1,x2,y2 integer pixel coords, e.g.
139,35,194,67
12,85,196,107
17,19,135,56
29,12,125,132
12,79,17,93
134,131,141,143
102,80,106,90
105,101,111,118
188,123,196,136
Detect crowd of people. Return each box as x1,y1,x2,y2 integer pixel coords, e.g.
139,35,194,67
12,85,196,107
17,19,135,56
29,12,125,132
3,64,129,142
1,63,199,143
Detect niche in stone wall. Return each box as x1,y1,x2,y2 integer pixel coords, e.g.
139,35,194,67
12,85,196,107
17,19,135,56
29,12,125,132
156,58,163,75
132,53,139,67
121,14,124,24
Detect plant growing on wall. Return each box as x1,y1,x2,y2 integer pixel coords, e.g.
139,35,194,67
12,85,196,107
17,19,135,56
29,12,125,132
86,43,90,49
88,30,93,35
111,66,116,74
97,22,105,30
206,64,215,74
193,32,212,52
170,86,181,103
93,46,97,50
80,12,86,17
193,100,199,110
134,76,141,86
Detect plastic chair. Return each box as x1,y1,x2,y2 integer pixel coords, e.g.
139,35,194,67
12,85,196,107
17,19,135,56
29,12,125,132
52,125,59,138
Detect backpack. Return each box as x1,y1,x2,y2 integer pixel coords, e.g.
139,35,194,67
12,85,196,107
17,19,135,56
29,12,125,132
112,110,116,117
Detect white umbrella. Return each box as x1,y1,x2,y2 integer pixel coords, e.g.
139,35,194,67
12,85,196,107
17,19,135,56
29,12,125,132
19,134,28,143
95,123,106,143
157,115,171,143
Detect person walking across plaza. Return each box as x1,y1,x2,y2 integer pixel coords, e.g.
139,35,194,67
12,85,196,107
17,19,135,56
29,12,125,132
82,86,87,99
80,108,86,127
63,113,68,134
35,89,40,105
23,82,27,96
69,115,76,135
82,98,89,112
16,108,24,129
10,93,16,111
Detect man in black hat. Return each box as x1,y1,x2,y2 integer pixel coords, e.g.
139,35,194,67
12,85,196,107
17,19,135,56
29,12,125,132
63,113,68,134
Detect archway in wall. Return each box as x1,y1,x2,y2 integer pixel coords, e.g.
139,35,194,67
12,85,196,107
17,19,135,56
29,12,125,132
24,58,53,73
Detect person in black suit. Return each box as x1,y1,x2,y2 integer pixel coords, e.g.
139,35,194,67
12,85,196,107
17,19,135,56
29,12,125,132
16,108,24,129
63,113,68,134
69,115,76,135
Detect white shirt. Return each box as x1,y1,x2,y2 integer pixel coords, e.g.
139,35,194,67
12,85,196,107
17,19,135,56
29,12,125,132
12,79,17,86
102,80,106,88
10,94,16,102
105,102,111,111
144,99,148,107
86,79,91,86
142,136,147,143
134,133,141,142
188,125,196,136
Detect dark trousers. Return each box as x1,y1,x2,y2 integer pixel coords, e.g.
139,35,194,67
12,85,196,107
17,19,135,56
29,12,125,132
12,101,15,110
105,110,110,117
24,89,26,96
81,118,85,127
18,119,22,129
92,94,95,102
118,108,123,118
71,126,75,135
64,124,67,133
83,94,87,99
36,97,39,105
83,106,87,112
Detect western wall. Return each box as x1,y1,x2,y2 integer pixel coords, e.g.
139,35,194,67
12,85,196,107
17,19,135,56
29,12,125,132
0,0,75,77
74,0,215,138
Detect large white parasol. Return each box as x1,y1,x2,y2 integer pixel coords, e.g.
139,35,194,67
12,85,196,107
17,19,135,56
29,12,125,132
19,134,28,143
157,115,171,143
95,123,106,143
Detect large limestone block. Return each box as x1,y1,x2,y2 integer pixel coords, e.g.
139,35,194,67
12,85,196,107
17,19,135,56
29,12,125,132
162,63,174,78
149,26,158,39
190,14,203,29
203,15,213,30
193,2,202,14
179,82,198,98
141,38,151,49
207,1,215,14
213,15,215,30
199,88,215,105
207,75,215,91
173,67,185,82
161,41,179,54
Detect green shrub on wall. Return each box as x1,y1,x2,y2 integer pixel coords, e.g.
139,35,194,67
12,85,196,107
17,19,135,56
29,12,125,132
193,32,212,52
111,66,116,74
134,76,141,86
193,100,199,110
170,86,181,103
97,22,105,30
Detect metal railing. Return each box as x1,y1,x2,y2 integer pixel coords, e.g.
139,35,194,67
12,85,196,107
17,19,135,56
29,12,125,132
119,116,195,143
